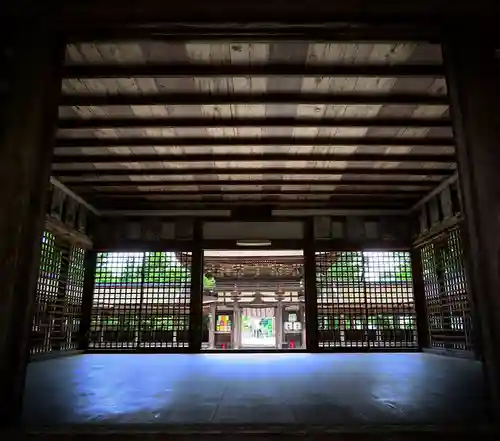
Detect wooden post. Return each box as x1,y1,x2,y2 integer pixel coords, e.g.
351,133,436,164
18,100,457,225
209,303,216,349
458,221,483,360
233,303,241,349
52,242,70,351
410,248,429,349
275,300,283,349
442,25,500,416
303,219,319,352
79,251,97,351
0,20,64,426
189,224,203,352
301,304,307,349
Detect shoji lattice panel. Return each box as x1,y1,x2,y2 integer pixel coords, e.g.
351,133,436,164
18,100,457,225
63,247,86,350
421,243,444,341
140,252,191,349
316,251,416,350
31,232,61,355
420,228,473,351
443,229,473,349
31,233,87,355
91,253,144,350
90,251,192,351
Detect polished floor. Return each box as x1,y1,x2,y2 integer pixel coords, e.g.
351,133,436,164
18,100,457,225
22,353,489,427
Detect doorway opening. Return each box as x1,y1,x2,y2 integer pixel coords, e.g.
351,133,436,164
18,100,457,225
241,308,276,348
201,249,306,351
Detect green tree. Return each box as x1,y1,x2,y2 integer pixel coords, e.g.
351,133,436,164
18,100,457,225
143,252,190,284
376,253,412,283
39,231,62,276
95,253,143,284
328,252,363,282
95,252,216,289
318,251,412,284
203,274,216,290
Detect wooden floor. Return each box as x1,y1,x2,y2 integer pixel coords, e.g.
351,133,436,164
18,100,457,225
22,353,489,429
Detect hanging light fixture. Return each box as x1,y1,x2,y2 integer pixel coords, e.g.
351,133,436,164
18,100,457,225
236,239,272,247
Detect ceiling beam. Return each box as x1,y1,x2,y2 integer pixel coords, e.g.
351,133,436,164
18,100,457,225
99,209,233,217
59,92,449,107
81,189,424,197
55,136,455,148
57,116,452,130
43,1,499,34
49,177,100,216
273,209,411,217
51,153,456,164
67,179,436,188
63,63,444,79
52,167,455,177
97,209,407,217
411,172,459,212
66,26,440,44
90,199,411,210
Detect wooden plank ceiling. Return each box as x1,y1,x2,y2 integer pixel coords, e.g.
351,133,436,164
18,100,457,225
54,40,456,212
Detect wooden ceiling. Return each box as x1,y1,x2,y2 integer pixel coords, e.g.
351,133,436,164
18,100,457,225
53,40,456,213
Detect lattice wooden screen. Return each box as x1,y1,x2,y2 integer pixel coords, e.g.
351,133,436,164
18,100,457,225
31,231,86,355
90,251,192,350
64,247,86,350
316,251,417,350
420,228,473,351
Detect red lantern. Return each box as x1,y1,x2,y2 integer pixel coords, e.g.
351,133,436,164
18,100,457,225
290,340,295,349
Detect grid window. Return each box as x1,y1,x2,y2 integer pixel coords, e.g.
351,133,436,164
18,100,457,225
63,247,86,350
421,243,441,331
420,228,473,351
316,251,417,350
31,232,61,355
90,251,192,350
30,233,86,356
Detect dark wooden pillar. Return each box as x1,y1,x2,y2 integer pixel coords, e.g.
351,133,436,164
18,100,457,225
52,243,70,351
189,223,203,352
442,26,500,417
0,21,64,426
79,251,97,351
303,219,319,352
458,221,483,360
410,248,429,349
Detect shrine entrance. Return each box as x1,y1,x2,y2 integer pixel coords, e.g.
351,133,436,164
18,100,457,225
201,250,306,351
241,307,276,349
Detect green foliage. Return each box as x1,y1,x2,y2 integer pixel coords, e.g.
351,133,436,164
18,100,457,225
328,251,363,282
94,252,217,289
94,315,188,331
39,231,62,276
320,251,412,283
143,252,190,284
203,275,216,290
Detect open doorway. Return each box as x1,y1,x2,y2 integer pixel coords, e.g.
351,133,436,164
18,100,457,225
241,308,276,348
201,249,306,351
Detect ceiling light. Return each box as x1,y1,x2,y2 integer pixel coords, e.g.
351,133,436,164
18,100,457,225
236,239,272,247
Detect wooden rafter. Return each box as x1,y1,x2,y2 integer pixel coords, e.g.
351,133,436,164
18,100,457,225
76,189,425,197
55,136,454,148
57,116,452,130
89,199,412,210
59,92,449,107
62,63,445,78
53,35,461,212
52,152,456,164
67,179,437,188
52,167,455,177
